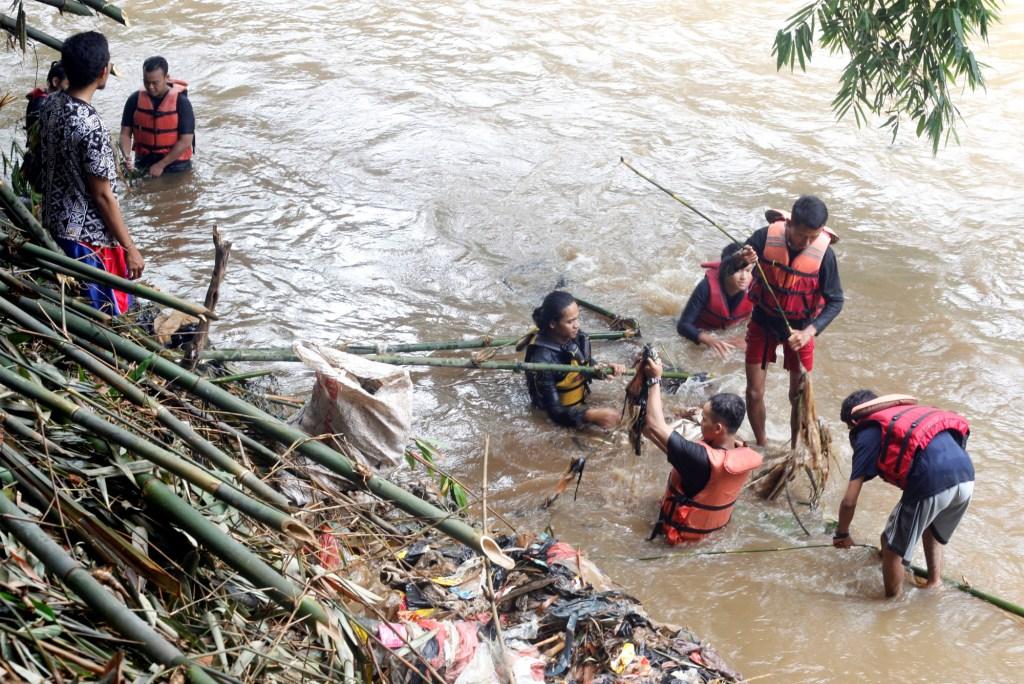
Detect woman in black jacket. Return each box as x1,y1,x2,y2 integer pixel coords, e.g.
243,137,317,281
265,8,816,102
524,291,623,429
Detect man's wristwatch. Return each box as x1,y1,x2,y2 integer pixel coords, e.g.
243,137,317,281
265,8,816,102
833,531,849,540
646,377,661,387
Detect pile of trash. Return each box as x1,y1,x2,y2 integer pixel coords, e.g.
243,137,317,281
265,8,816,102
329,488,742,683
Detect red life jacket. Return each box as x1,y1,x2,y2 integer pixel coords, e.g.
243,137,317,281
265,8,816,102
652,440,763,545
132,79,192,162
694,261,754,330
750,219,833,321
855,399,970,490
26,87,47,102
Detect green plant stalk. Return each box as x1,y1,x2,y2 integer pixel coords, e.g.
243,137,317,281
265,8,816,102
208,368,276,384
31,0,94,17
136,473,327,625
200,329,637,360
906,562,1024,619
13,248,215,320
361,354,697,380
0,179,61,251
198,349,697,380
0,294,291,510
0,492,218,684
76,0,127,25
0,286,515,568
0,439,182,595
0,364,310,544
0,14,63,52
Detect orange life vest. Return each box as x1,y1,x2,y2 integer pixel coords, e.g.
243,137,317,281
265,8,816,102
132,79,192,162
694,261,754,330
652,440,763,544
750,219,833,321
851,395,970,490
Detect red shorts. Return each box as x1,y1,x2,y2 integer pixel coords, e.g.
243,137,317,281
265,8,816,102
745,319,814,372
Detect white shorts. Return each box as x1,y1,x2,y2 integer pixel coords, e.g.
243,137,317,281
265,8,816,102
882,481,974,565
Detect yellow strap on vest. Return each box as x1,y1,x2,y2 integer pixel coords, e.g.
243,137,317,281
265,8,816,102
556,359,586,407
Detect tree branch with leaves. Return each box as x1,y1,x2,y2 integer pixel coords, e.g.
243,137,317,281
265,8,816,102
773,0,1001,153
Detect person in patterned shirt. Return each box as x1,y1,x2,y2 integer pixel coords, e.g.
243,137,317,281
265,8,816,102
38,31,144,314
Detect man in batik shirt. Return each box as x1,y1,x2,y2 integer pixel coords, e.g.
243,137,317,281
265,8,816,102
38,31,144,314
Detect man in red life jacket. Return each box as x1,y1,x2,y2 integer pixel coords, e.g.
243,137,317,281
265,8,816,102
677,242,755,359
118,56,195,177
642,356,763,544
737,196,844,446
833,390,974,598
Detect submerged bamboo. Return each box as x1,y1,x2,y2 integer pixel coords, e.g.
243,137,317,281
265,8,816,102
573,296,640,331
0,493,218,684
362,354,699,380
0,364,312,544
0,286,516,569
0,294,291,510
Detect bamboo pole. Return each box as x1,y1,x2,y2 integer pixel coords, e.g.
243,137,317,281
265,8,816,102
187,227,230,370
0,294,292,510
0,14,63,52
200,329,638,361
573,297,640,331
136,473,328,625
0,179,61,251
361,354,699,381
76,0,127,25
0,364,313,545
31,0,94,17
198,349,699,380
0,286,516,569
0,493,219,684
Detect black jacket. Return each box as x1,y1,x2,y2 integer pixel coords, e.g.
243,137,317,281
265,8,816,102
525,331,592,428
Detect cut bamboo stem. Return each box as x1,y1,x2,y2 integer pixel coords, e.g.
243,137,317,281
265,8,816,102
0,179,61,251
0,493,218,684
0,364,311,544
1,286,516,569
31,0,95,17
76,0,127,25
200,329,637,361
197,350,700,380
0,294,291,510
136,473,328,625
187,227,230,370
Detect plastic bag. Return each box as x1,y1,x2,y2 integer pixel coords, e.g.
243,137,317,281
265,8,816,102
292,341,412,471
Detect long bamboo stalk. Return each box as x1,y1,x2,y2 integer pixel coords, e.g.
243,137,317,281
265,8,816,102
0,493,218,684
31,0,94,17
0,14,63,52
573,297,640,331
0,364,312,545
362,354,699,380
0,180,61,251
1,286,516,569
76,0,127,25
199,348,699,380
136,473,328,625
0,294,292,510
0,438,182,595
906,562,1024,619
200,330,637,361
18,250,216,319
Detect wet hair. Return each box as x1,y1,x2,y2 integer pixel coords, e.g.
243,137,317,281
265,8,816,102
46,61,66,89
708,393,746,433
840,389,878,424
61,31,109,89
532,291,575,330
143,55,169,75
791,195,828,230
717,242,746,289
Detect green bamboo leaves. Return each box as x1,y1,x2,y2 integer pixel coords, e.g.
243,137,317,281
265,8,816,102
772,0,1001,153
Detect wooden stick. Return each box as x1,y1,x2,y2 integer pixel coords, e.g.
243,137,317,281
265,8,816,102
187,227,231,370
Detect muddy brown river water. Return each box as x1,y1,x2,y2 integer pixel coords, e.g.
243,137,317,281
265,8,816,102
3,1,1023,681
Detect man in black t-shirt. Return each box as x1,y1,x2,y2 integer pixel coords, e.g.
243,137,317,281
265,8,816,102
118,56,195,177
